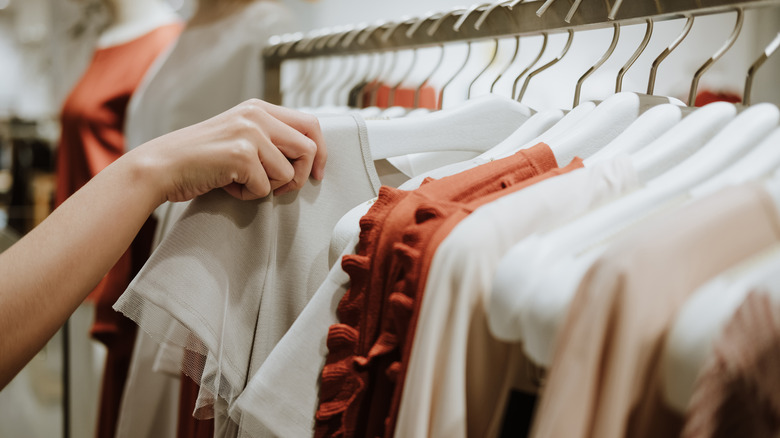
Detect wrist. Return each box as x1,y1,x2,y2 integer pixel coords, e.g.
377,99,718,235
119,145,170,212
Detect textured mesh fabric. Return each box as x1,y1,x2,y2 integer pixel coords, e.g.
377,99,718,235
114,114,384,427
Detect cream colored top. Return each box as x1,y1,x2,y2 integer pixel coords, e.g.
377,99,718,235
531,182,780,438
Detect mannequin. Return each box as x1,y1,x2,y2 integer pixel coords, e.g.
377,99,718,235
55,3,182,438
115,2,294,438
97,0,180,48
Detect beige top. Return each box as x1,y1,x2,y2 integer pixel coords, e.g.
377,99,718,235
114,114,387,429
531,182,780,438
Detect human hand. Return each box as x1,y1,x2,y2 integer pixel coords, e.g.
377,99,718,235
130,99,328,204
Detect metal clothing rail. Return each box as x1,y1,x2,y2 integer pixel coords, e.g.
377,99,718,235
262,0,780,104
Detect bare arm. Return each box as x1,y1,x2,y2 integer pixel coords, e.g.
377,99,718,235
0,99,327,388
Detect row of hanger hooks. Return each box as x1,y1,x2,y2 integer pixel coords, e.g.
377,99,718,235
267,0,780,108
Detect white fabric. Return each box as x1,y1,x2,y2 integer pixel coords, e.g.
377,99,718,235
396,155,639,438
115,114,389,432
116,4,294,437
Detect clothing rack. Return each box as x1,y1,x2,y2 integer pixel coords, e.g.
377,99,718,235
262,0,780,105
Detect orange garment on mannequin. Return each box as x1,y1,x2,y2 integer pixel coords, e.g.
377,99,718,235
55,23,182,438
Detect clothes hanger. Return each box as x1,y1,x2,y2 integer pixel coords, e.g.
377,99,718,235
512,32,548,100
491,36,520,94
490,11,763,356
354,21,389,111
295,29,331,109
312,29,355,109
647,16,694,95
478,29,600,161
573,22,620,107
687,33,780,197
364,8,537,160
632,10,745,181
585,19,688,164
540,23,681,167
381,17,423,117
517,29,573,103
616,19,652,94
467,38,499,99
381,48,418,118
743,31,780,106
687,8,744,106
408,44,443,113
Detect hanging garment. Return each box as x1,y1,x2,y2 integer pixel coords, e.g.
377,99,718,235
54,22,182,438
377,158,586,438
231,151,540,438
114,113,404,432
682,291,780,438
314,142,565,438
395,155,640,438
116,4,293,438
529,182,780,438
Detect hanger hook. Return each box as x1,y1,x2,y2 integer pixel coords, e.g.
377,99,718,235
475,0,517,30
439,41,472,109
357,53,383,108
609,0,625,20
357,20,388,46
276,32,304,58
616,19,653,93
314,56,345,106
513,33,549,100
574,22,620,107
335,55,361,107
491,35,520,93
340,23,369,48
371,51,397,107
467,38,499,99
518,29,573,103
406,11,440,39
388,49,418,107
414,44,445,109
536,0,557,17
453,2,492,32
744,32,780,106
565,0,584,23
382,16,416,44
316,26,347,51
688,8,744,106
296,28,324,55
647,16,694,95
428,7,467,37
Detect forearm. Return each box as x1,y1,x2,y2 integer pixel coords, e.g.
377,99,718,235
0,98,327,389
0,150,161,387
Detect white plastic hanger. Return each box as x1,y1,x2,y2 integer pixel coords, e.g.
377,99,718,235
365,94,535,159
690,127,780,198
583,104,685,164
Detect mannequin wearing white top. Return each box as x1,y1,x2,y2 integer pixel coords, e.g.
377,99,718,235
95,0,180,48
